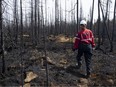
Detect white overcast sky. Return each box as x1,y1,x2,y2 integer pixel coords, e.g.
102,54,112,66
46,0,115,22
3,0,115,23
81,0,115,21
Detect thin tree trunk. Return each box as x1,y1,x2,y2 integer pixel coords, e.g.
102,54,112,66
101,0,109,45
44,0,49,86
20,0,24,86
13,0,18,44
77,0,79,32
20,0,23,46
65,0,67,35
90,0,94,30
0,0,5,73
110,0,116,52
37,0,40,44
55,0,59,35
31,0,34,45
34,0,37,46
100,1,111,47
97,0,101,49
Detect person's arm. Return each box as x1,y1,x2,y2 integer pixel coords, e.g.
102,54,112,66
90,31,95,48
73,33,80,50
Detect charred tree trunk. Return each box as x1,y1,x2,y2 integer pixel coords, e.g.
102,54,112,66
90,0,94,30
65,0,67,35
59,0,62,34
96,0,101,49
110,0,116,52
77,0,79,32
20,0,23,47
13,0,18,45
55,0,59,35
31,0,34,45
0,0,5,73
20,0,24,86
101,0,109,45
34,0,37,46
100,0,112,51
37,0,40,44
80,1,83,21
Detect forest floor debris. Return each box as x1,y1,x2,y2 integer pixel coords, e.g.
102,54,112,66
0,40,116,86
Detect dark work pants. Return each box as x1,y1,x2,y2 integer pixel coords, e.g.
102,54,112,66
76,43,92,75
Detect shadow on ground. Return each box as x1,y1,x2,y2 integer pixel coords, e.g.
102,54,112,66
65,65,86,78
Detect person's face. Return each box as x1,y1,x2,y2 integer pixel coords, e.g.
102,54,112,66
80,24,86,29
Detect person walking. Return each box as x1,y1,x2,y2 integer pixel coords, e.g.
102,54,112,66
73,20,95,78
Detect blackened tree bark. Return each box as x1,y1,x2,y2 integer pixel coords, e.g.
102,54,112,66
20,0,23,46
37,0,40,44
13,0,18,45
0,0,5,73
55,0,59,35
101,0,109,45
110,0,116,52
65,0,67,35
31,0,34,45
96,0,101,49
100,0,112,52
77,0,79,32
90,0,94,30
34,0,37,46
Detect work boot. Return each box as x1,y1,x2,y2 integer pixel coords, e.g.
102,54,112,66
76,63,81,69
85,73,91,78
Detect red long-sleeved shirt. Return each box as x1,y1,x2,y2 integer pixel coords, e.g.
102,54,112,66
74,28,95,49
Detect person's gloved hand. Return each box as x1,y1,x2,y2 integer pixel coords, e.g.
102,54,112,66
72,48,75,51
72,48,77,51
92,47,96,50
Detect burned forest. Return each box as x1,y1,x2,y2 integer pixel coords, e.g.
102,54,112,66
0,0,116,86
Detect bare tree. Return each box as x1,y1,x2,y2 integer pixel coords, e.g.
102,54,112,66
20,0,24,86
80,1,83,21
110,0,116,52
20,0,23,46
31,0,34,45
37,0,40,44
65,0,67,35
90,0,95,30
59,0,62,34
77,0,79,32
96,0,101,49
34,0,37,46
0,0,5,73
13,0,18,44
100,0,112,51
55,0,59,35
101,0,110,45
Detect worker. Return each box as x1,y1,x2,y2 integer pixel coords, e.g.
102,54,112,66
73,20,95,78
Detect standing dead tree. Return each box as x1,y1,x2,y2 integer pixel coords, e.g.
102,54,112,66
44,0,49,86
13,0,18,45
64,0,67,35
80,1,83,21
77,0,79,32
20,0,23,47
0,0,5,74
55,0,59,35
20,0,24,86
34,0,37,46
99,0,112,52
97,0,101,49
101,0,110,45
37,0,40,44
110,0,116,52
59,0,62,34
31,0,34,45
90,0,95,30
